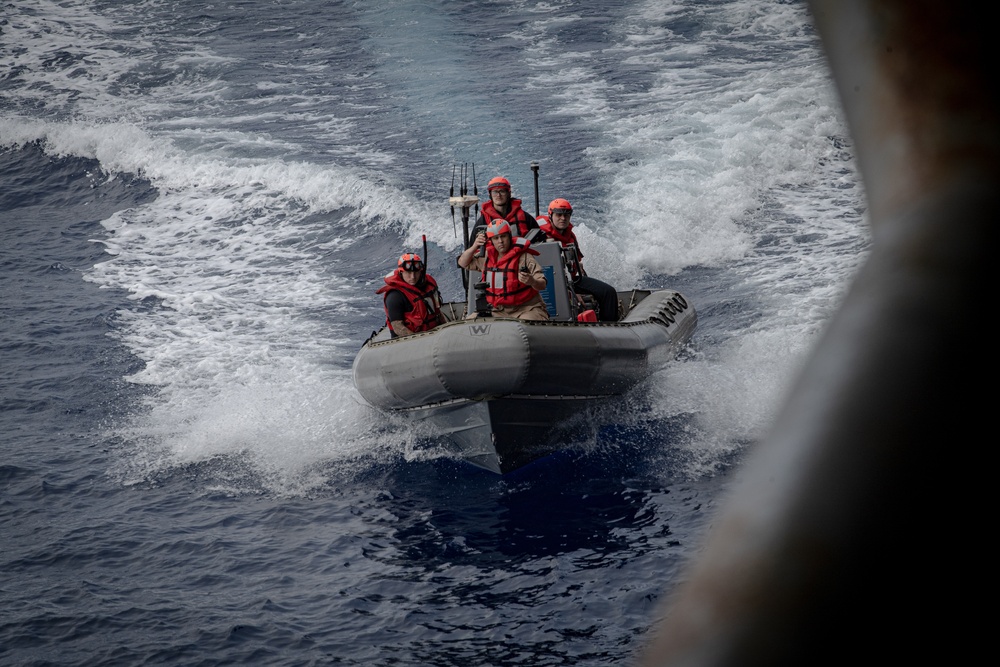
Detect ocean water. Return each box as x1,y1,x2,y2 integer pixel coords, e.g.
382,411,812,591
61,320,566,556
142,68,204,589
1,1,868,664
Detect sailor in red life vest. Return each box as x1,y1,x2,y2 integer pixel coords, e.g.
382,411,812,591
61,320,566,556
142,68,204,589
539,198,620,322
375,253,445,338
474,176,539,240
457,220,550,321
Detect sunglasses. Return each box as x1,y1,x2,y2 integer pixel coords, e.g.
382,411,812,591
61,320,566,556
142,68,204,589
400,260,424,272
551,208,572,216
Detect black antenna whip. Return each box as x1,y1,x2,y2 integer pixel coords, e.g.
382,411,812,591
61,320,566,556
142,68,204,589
461,164,471,291
450,165,457,238
530,161,540,217
472,163,480,223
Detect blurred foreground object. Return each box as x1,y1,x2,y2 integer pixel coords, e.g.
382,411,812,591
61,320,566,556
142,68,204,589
642,1,995,665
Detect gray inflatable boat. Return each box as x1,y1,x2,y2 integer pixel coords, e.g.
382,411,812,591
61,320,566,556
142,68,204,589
353,240,697,473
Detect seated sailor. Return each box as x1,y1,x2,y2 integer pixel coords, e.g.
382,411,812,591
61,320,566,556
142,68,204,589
539,198,620,322
376,252,445,338
457,220,550,321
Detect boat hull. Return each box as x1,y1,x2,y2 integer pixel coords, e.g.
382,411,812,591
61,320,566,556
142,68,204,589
352,289,696,473
402,395,604,474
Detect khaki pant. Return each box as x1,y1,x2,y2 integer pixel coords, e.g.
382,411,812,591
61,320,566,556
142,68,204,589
465,295,550,321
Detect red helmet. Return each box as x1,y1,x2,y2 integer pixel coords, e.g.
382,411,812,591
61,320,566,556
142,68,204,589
397,252,424,271
487,176,511,192
486,220,511,238
548,198,573,216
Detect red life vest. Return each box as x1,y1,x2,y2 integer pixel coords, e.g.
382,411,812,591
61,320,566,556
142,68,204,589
375,271,442,335
539,221,585,280
481,199,533,238
483,238,541,307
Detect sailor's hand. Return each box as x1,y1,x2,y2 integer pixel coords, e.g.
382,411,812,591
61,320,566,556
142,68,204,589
473,232,486,249
518,265,532,284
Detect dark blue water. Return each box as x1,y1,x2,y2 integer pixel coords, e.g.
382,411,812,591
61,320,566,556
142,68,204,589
1,1,866,664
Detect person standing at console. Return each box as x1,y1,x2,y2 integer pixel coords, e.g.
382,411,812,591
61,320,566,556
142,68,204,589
475,176,539,239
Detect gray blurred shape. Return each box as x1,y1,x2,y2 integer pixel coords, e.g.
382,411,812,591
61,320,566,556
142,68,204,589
641,1,994,665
